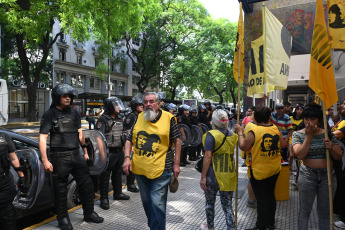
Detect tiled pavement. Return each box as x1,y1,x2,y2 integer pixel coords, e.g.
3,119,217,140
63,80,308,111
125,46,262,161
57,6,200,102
29,157,342,230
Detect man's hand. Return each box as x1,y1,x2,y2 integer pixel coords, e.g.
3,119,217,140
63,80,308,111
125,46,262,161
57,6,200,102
122,158,132,175
17,177,29,197
43,160,53,173
173,163,180,179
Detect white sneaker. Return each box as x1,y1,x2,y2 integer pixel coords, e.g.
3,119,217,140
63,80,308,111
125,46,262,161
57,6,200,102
335,221,345,229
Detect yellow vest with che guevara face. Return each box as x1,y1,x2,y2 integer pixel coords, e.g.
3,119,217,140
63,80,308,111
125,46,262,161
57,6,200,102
249,125,281,180
202,129,238,191
131,110,174,179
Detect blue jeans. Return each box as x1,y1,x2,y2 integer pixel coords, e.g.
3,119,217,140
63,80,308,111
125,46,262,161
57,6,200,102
298,164,336,230
135,170,172,230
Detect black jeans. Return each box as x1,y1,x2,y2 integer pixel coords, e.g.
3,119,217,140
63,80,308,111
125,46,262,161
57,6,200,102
250,172,279,229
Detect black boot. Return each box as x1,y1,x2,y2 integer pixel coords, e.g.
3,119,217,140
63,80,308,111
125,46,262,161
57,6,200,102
58,217,73,230
100,198,109,210
83,211,104,223
127,172,139,193
127,184,139,193
99,171,111,209
113,193,130,200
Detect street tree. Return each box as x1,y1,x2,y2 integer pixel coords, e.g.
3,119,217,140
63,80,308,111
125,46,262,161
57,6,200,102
183,18,238,105
0,0,159,121
125,0,208,94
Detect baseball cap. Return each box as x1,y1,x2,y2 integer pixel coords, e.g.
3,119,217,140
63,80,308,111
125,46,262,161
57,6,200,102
169,175,179,193
275,103,284,109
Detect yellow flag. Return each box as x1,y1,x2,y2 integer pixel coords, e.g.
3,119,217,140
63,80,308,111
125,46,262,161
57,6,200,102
328,0,345,49
233,2,244,84
264,6,292,90
247,36,275,97
309,0,338,109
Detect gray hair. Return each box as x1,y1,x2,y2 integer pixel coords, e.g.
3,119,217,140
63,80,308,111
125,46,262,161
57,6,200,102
144,92,161,103
212,109,229,129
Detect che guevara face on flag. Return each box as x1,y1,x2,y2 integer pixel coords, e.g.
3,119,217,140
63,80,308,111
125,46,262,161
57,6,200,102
136,130,161,158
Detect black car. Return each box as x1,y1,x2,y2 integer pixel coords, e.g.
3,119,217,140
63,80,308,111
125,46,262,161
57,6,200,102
0,128,108,219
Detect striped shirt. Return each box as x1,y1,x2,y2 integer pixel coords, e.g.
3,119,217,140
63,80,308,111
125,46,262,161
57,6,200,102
270,112,293,138
127,109,181,171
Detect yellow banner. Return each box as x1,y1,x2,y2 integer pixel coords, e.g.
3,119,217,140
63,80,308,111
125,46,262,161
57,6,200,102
247,36,275,97
328,0,345,49
264,7,292,90
309,0,338,109
233,2,244,84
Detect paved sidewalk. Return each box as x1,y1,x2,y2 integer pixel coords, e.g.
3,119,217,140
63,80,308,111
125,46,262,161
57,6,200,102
28,158,341,230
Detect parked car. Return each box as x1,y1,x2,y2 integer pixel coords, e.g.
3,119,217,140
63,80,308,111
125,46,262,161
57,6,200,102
0,128,108,219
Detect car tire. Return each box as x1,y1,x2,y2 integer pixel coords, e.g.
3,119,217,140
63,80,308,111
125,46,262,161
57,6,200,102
67,181,81,209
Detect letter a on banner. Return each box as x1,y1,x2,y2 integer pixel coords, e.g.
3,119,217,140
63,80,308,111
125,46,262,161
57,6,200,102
309,0,338,109
263,6,292,90
247,36,275,97
233,2,244,84
328,0,345,50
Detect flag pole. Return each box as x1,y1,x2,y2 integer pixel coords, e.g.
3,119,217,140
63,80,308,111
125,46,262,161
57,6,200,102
321,100,334,230
235,43,241,228
262,3,268,107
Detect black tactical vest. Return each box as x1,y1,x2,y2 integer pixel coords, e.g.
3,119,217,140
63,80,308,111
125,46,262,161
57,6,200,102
50,108,80,150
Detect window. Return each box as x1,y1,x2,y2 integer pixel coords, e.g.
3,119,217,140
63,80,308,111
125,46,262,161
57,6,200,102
95,78,100,89
111,62,116,72
71,75,84,88
77,54,82,65
90,77,94,88
132,76,139,85
56,72,65,85
120,51,125,61
59,49,66,61
95,57,98,67
132,64,136,72
60,33,66,43
132,37,140,46
118,82,124,95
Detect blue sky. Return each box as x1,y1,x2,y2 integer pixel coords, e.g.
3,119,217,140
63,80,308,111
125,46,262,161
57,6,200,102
198,0,240,22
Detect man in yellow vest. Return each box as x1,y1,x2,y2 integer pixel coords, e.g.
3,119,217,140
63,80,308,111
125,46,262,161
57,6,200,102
123,92,182,230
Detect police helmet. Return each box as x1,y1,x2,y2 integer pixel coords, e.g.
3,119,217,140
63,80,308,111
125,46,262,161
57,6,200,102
130,97,143,111
199,105,206,110
51,83,78,108
166,103,177,111
216,105,224,110
104,97,125,115
204,100,211,106
178,104,190,115
190,107,197,113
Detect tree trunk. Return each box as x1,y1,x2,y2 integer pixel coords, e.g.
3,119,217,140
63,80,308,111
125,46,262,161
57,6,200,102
229,88,236,108
170,86,177,100
213,87,224,105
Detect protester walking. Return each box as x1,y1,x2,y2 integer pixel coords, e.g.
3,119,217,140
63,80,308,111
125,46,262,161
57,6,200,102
200,109,238,230
123,92,181,230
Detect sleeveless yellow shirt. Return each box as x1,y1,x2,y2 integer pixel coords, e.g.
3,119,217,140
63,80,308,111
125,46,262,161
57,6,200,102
202,129,238,191
131,110,174,179
249,125,281,180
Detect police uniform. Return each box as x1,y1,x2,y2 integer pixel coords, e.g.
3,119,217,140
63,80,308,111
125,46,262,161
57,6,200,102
123,112,140,192
39,83,103,230
188,113,200,161
178,113,192,165
96,112,129,209
0,133,17,230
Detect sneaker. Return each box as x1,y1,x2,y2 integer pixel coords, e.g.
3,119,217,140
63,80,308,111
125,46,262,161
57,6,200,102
247,199,257,208
335,221,345,229
200,222,208,230
291,181,298,189
281,160,289,166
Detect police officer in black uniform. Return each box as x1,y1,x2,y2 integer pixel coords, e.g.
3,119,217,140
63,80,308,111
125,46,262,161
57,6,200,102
177,104,191,166
96,97,130,210
39,84,103,230
0,132,28,230
123,98,143,193
188,107,201,161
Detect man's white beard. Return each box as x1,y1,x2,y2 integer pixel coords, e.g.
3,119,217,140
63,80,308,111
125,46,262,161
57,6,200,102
143,108,156,121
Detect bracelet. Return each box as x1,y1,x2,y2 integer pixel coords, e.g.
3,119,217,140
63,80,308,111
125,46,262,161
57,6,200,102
124,156,130,160
81,144,87,148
